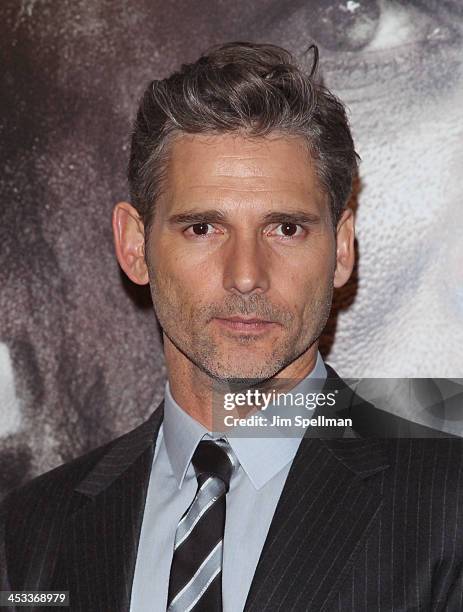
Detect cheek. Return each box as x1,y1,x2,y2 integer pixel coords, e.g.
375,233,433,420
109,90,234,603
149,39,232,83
150,242,189,288
152,256,218,312
275,248,334,300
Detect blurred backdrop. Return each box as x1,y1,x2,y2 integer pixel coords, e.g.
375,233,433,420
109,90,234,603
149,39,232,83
1,0,462,498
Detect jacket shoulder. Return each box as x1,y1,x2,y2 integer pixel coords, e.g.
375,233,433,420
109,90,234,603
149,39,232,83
0,435,119,590
0,409,156,518
1,434,117,516
0,407,163,590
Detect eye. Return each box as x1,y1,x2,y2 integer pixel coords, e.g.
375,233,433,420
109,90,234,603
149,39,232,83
362,3,450,52
305,1,452,54
270,223,306,239
301,1,458,104
184,222,219,237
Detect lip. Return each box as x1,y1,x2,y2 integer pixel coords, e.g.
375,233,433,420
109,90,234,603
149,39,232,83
214,316,278,333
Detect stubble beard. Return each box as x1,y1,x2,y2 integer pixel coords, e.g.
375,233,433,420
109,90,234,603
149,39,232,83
148,270,334,385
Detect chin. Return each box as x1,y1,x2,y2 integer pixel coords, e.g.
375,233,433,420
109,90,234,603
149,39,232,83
204,361,282,384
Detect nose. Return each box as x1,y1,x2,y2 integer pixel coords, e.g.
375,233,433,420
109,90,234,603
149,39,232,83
222,232,270,295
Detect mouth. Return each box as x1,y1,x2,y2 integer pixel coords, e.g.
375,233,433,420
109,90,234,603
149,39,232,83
213,316,279,334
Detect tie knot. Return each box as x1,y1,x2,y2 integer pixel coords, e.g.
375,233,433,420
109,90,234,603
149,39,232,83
192,439,237,493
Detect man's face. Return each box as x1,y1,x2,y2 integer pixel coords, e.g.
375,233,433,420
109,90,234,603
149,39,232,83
145,133,337,381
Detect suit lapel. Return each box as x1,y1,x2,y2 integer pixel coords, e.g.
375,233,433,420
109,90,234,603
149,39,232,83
52,402,164,612
244,367,390,611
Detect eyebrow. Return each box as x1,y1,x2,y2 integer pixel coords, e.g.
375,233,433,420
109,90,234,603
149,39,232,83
167,208,321,226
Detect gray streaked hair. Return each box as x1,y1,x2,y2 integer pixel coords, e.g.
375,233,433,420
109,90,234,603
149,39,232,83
128,41,359,236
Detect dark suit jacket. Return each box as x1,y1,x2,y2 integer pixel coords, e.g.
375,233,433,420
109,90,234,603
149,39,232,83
1,365,462,611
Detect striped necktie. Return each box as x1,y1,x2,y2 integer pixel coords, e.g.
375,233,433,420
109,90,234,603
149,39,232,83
167,439,237,612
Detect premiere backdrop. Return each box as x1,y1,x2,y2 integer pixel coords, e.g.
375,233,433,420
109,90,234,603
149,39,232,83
1,0,462,498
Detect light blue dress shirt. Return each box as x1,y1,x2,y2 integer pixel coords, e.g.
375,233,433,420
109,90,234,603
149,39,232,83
130,352,327,612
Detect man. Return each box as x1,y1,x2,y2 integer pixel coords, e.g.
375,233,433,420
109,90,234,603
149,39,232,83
1,41,462,612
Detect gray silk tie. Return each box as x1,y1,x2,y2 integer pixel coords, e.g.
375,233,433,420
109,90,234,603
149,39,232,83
167,438,238,612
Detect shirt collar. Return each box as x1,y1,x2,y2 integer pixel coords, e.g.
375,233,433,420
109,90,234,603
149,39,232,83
163,351,327,490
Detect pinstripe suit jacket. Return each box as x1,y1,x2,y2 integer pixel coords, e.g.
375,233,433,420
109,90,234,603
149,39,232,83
1,365,462,611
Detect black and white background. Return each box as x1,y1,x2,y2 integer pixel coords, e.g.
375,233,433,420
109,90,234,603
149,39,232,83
1,0,462,498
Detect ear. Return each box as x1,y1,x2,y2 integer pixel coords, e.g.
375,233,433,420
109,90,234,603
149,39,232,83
333,208,355,289
112,202,149,285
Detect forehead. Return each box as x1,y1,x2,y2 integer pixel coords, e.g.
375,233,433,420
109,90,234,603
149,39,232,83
163,131,323,205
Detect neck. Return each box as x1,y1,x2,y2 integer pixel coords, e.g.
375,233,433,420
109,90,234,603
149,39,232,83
164,335,320,430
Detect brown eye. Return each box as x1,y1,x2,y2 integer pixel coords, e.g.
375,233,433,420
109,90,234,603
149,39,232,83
269,222,305,239
191,223,210,235
280,223,298,236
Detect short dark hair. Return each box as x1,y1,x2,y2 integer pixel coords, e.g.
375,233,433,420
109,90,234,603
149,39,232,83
128,41,359,236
